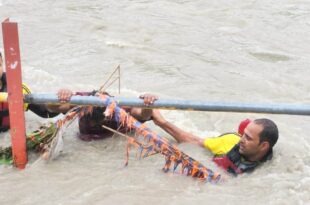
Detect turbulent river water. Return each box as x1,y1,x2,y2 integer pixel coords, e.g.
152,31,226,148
1,0,310,204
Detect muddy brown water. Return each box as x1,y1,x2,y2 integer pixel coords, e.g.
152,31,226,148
1,0,310,204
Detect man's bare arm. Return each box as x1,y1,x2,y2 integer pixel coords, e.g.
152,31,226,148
152,110,204,147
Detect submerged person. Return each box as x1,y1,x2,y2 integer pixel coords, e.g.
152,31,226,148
151,110,279,175
0,51,66,132
56,89,158,141
0,51,157,137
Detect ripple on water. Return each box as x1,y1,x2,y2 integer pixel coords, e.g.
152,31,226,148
249,52,291,62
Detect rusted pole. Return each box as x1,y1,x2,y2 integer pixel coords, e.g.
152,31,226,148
2,18,27,169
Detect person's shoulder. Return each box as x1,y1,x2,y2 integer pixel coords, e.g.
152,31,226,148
217,132,241,138
203,132,241,155
210,132,241,144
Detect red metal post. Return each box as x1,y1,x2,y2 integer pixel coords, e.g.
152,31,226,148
2,18,27,169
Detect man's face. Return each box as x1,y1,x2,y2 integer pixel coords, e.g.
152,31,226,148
239,122,264,159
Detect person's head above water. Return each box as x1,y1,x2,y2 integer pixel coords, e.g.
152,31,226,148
239,118,278,162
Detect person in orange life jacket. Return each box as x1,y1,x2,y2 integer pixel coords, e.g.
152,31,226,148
55,89,158,141
151,110,279,176
0,52,68,132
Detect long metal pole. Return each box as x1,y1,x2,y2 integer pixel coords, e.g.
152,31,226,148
24,93,310,116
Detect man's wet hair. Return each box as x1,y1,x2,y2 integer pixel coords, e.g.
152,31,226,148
254,118,278,148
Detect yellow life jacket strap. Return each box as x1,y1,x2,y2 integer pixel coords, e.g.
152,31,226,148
22,83,31,111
